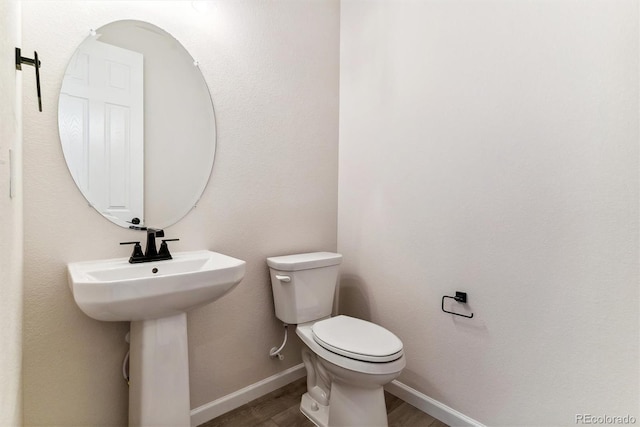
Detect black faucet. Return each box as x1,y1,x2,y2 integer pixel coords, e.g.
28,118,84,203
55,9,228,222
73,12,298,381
144,228,164,258
121,227,179,263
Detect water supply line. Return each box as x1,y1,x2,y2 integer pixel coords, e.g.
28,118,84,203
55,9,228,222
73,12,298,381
269,323,288,360
122,331,130,385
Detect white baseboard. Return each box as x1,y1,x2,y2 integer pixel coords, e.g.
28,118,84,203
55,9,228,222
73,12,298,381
385,380,485,427
190,363,306,427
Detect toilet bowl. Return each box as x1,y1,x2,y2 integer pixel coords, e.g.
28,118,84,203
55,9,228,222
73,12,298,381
267,253,405,427
297,318,405,426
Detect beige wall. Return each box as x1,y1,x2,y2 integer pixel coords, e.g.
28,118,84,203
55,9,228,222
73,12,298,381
339,1,639,425
0,0,23,425
22,1,339,425
21,1,638,425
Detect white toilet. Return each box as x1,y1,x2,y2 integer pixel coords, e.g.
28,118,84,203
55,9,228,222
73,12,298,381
267,252,406,427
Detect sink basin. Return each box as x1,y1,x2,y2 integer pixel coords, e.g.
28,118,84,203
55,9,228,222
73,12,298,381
68,250,246,321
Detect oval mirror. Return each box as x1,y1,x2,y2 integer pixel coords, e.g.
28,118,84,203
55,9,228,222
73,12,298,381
58,20,216,229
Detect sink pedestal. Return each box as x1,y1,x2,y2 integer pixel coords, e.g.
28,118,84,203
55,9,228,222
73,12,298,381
129,313,191,426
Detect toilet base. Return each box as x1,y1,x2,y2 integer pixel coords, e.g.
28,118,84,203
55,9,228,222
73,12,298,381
326,380,388,427
300,383,388,427
300,392,328,426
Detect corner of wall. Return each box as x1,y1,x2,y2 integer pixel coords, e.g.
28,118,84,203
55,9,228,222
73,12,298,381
0,0,24,425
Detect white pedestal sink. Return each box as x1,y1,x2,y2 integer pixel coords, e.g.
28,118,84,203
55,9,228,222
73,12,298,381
68,250,246,426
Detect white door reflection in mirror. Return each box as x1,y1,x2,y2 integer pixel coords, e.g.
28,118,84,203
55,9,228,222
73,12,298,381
59,37,144,225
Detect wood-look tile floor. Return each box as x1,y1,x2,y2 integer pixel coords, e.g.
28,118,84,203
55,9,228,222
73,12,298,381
199,377,449,427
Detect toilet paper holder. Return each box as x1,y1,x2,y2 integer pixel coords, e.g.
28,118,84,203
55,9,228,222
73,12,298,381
441,291,474,319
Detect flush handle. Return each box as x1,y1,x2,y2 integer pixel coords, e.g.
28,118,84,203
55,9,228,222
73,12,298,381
275,275,291,283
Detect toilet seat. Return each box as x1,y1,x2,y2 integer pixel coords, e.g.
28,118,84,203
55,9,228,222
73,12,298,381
312,315,403,363
296,322,406,376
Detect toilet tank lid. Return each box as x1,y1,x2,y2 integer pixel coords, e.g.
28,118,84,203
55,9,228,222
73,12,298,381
266,252,342,271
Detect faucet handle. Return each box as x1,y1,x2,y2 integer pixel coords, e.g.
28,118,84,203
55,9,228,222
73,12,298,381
158,238,179,259
120,241,144,263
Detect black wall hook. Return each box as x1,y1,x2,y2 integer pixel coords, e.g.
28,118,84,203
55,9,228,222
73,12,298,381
442,291,474,319
15,47,42,112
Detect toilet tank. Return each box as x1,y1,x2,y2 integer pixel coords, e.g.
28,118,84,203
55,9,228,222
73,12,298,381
267,252,342,324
